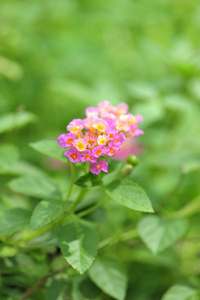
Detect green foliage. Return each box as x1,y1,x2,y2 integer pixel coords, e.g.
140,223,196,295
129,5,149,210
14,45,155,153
75,172,103,188
138,216,189,254
106,179,154,212
30,199,72,230
8,174,60,199
0,111,37,134
1,0,200,298
0,208,31,237
30,140,67,163
59,219,99,274
89,258,128,300
162,284,200,300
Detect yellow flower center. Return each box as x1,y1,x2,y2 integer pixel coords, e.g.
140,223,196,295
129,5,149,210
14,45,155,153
76,142,85,151
71,126,79,133
96,124,105,131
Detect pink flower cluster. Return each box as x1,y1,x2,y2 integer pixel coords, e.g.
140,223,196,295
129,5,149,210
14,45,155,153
57,101,143,175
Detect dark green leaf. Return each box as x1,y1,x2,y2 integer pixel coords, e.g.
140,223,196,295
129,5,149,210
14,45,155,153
30,199,72,230
89,258,128,300
59,219,99,274
138,216,189,254
0,208,31,237
72,276,101,300
46,279,66,300
106,179,154,213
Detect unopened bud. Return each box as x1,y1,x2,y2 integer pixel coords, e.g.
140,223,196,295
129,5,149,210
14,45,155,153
126,155,139,166
120,164,133,177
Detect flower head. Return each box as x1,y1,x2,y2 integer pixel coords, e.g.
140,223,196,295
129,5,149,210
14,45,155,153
58,100,144,174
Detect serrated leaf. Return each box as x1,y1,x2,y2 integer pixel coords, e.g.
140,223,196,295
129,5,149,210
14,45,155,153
8,174,59,199
30,199,72,230
89,258,128,300
138,216,189,254
0,111,37,134
75,173,102,188
59,219,98,274
162,284,199,300
30,140,67,163
0,208,31,237
106,179,154,213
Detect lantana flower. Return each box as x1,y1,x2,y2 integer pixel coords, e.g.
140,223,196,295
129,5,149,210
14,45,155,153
57,101,144,175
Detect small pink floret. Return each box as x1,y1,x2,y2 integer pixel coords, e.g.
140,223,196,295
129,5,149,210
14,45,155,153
73,138,88,152
112,132,126,145
67,119,83,133
130,124,144,137
57,133,75,148
92,145,105,158
85,107,99,118
80,150,97,163
92,118,108,132
106,142,120,156
64,147,81,163
90,159,108,175
117,102,129,114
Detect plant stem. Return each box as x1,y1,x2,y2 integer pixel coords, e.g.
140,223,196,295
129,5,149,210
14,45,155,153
77,196,108,218
65,162,75,201
98,228,138,250
17,263,69,300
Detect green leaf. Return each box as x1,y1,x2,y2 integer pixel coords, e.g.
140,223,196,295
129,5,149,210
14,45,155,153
182,160,200,174
0,111,37,134
89,258,128,300
30,140,67,163
59,219,99,274
0,208,31,237
138,216,189,254
106,179,154,213
72,276,101,300
8,174,59,199
162,284,200,300
30,199,72,230
75,173,102,188
46,279,65,300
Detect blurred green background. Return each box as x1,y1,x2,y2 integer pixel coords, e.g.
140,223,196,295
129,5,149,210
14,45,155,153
1,0,200,299
1,0,200,204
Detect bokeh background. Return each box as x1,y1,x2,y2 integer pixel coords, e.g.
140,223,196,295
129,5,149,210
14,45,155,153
1,0,200,299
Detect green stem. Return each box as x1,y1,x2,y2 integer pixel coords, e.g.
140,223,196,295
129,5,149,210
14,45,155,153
98,228,138,250
69,188,88,213
77,196,108,218
65,162,75,201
